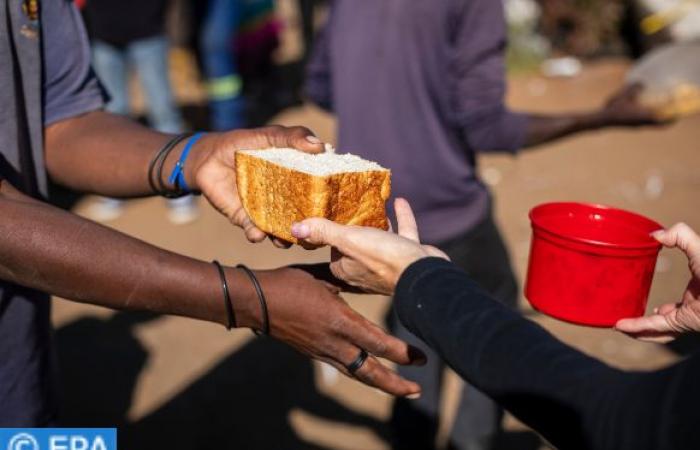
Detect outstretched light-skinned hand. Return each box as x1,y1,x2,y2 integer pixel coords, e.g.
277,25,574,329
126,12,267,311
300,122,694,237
291,198,448,295
616,223,700,342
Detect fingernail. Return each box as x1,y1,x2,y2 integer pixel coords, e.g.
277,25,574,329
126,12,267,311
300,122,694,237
407,393,421,400
651,229,665,239
291,223,310,238
305,135,322,145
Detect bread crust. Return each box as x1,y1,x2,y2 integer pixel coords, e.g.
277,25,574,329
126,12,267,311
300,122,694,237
236,151,391,243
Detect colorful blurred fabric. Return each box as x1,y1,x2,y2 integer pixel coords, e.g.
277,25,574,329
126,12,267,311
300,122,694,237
200,0,280,131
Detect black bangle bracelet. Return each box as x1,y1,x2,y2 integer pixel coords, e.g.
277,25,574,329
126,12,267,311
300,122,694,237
237,264,270,336
148,133,193,198
148,134,182,195
213,260,236,330
157,132,194,198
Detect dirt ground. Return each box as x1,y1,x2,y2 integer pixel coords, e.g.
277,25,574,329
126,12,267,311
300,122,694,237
51,4,700,450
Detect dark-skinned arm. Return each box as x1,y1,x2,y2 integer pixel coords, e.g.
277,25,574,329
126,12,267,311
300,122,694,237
0,176,249,326
524,112,608,147
45,111,177,198
523,84,665,147
45,111,324,244
44,111,320,198
451,2,664,153
464,84,666,152
0,179,424,396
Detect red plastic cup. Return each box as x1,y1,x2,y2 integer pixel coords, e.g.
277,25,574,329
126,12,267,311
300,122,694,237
525,202,663,327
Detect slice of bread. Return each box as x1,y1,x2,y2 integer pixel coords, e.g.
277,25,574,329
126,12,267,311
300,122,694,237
236,148,391,243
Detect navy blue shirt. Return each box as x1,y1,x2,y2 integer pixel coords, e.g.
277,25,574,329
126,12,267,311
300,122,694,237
0,0,104,426
396,258,700,450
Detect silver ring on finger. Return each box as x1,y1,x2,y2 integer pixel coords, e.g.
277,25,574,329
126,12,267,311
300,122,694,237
346,349,369,375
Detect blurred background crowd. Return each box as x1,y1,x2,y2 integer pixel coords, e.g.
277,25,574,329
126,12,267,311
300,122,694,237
55,0,699,449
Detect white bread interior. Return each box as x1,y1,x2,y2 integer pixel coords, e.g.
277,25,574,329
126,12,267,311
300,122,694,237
236,148,391,243
238,148,387,175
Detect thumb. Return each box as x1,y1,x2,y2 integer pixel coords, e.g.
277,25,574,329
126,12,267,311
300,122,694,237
653,223,700,260
395,198,420,242
615,314,678,343
291,218,346,248
267,125,325,154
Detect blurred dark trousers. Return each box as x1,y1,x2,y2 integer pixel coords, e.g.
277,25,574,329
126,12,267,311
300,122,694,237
297,0,316,61
389,212,519,450
92,36,183,134
200,0,245,131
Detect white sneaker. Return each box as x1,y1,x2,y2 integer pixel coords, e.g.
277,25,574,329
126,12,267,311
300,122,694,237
84,197,125,222
166,196,200,225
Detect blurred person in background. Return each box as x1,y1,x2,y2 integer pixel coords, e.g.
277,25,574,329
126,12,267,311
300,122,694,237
306,1,667,449
539,0,700,58
538,0,629,57
81,0,199,225
200,0,277,131
291,203,700,450
234,0,286,111
0,0,424,426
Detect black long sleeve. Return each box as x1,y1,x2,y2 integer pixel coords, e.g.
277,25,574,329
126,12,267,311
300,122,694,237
395,258,699,450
